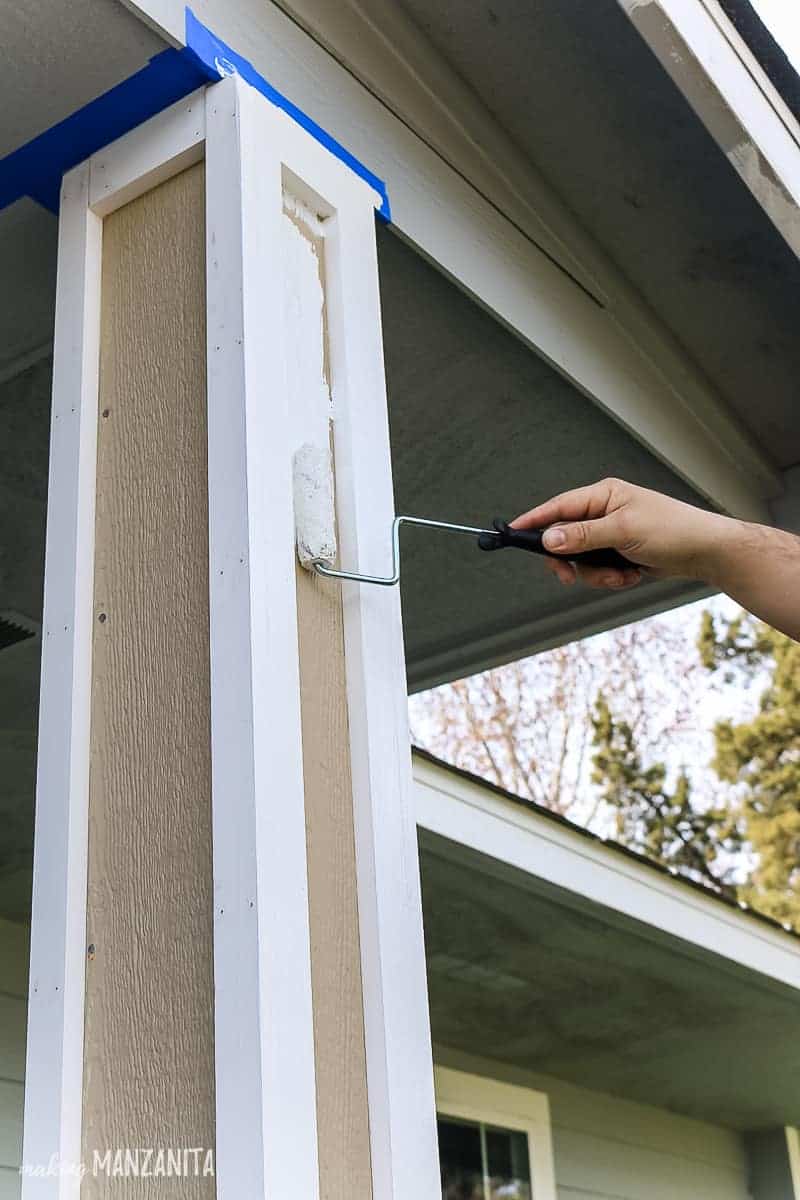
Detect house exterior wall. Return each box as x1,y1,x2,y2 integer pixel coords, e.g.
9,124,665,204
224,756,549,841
0,923,759,1200
0,918,27,1199
435,1048,752,1200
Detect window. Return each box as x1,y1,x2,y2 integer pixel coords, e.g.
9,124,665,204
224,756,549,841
438,1113,531,1199
435,1066,557,1200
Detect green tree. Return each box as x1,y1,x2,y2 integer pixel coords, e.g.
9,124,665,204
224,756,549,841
590,692,737,898
699,610,800,928
413,601,800,927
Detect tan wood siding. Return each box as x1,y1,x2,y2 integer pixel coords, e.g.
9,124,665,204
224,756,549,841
289,189,372,1198
81,162,215,1194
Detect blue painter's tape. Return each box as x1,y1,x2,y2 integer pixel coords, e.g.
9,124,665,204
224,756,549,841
182,8,391,221
0,48,213,215
0,7,389,222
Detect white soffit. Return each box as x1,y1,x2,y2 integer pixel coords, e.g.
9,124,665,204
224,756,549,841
0,0,166,158
0,0,168,366
413,754,800,996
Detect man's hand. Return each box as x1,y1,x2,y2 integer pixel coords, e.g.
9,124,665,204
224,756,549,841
511,477,800,642
510,478,722,589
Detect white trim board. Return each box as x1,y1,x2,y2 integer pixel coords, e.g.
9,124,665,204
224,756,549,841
23,162,101,1200
206,73,439,1200
204,77,322,1199
123,0,780,521
619,0,800,259
413,754,800,996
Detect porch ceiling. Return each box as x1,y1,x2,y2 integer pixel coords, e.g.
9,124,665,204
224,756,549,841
420,830,800,1130
379,225,710,691
393,0,800,471
0,0,167,371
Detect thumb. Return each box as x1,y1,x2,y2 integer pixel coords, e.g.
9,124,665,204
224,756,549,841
542,512,625,556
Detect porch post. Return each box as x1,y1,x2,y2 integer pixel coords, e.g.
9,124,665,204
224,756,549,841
205,75,441,1199
24,100,218,1199
24,74,439,1200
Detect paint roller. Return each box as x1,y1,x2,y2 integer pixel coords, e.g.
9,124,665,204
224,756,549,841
293,442,635,586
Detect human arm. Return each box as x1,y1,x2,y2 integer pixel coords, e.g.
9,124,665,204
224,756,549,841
510,478,800,641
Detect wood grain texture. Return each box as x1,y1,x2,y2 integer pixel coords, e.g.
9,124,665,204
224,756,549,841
297,516,372,1200
82,163,215,1195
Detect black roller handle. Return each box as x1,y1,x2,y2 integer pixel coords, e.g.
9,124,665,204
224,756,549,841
477,518,637,571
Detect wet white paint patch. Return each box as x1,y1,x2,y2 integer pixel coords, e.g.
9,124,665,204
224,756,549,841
281,192,337,567
293,440,337,567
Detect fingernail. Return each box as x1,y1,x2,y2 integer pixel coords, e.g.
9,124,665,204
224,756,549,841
543,527,566,549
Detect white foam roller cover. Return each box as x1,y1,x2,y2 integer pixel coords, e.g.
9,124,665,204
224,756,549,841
293,442,337,568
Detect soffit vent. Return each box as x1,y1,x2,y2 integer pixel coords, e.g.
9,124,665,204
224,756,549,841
0,611,40,651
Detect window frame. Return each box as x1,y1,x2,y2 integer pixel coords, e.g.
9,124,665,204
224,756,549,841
434,1065,557,1200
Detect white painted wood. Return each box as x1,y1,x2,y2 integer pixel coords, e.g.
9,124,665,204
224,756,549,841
21,163,101,1200
88,89,206,217
204,73,439,1199
619,0,800,258
204,75,320,1200
435,1065,557,1200
125,0,780,520
316,156,441,1200
700,0,800,143
413,754,800,992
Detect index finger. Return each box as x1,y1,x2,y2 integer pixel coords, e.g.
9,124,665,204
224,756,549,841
510,480,616,529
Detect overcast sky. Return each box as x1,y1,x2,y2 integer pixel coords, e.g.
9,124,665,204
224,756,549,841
750,0,800,74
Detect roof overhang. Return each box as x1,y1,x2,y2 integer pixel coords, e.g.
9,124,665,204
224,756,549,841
414,753,800,1128
619,0,800,259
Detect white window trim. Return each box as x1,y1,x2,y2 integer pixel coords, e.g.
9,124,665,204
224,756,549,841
435,1065,558,1200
